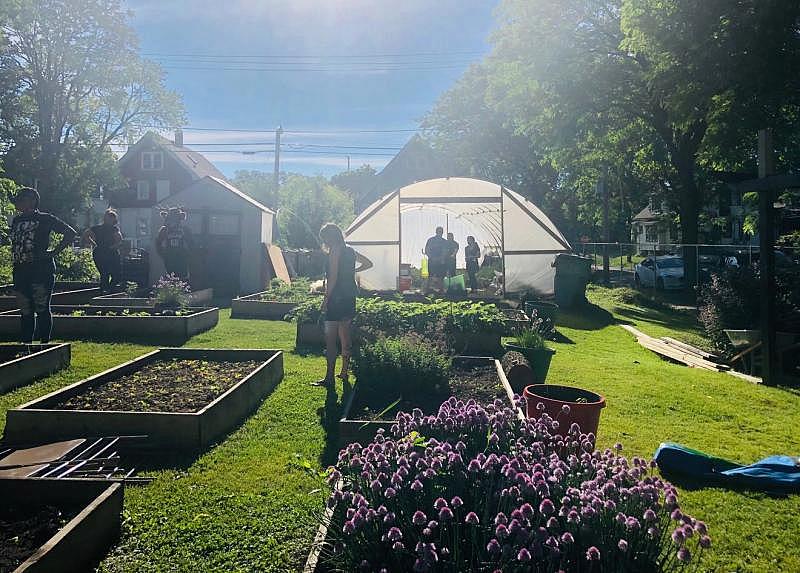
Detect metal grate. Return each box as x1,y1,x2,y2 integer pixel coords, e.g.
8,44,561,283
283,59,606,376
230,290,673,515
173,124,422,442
0,436,148,482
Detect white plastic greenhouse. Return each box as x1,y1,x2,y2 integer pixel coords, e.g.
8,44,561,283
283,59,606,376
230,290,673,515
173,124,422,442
346,177,572,294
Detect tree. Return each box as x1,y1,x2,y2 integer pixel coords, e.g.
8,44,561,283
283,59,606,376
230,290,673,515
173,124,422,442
330,164,377,206
275,174,354,249
231,170,278,209
485,0,800,281
0,0,184,215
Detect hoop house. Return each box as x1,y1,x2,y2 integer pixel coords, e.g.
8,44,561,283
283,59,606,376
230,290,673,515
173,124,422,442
346,178,571,294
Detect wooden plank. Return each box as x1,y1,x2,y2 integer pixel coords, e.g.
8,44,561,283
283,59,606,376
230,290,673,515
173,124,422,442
661,337,719,360
266,244,291,284
620,325,726,371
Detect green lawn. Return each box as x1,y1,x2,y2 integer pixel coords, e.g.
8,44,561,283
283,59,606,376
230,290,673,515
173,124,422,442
0,301,798,571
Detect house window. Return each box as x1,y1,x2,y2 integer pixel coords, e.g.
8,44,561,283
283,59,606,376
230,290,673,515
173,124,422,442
136,180,150,201
156,180,170,201
645,224,658,243
209,214,240,236
141,151,163,171
137,217,149,237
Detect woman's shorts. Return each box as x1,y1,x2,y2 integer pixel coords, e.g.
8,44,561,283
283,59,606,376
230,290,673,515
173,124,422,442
326,295,356,322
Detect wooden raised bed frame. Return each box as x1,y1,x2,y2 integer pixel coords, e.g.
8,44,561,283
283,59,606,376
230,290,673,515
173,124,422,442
0,305,219,345
0,343,71,394
0,287,101,312
3,348,284,451
0,478,122,573
337,355,520,447
231,292,300,320
91,287,214,308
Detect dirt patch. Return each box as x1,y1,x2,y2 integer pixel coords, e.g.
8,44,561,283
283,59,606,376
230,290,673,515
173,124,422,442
350,362,503,421
0,505,76,571
50,359,262,413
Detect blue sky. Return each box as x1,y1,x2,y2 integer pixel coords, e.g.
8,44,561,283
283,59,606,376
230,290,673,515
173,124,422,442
124,0,498,178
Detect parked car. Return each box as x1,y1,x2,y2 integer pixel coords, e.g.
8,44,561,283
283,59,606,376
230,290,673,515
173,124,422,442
634,255,685,289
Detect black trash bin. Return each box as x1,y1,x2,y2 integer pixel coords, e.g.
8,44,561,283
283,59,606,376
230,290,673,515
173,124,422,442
553,253,592,308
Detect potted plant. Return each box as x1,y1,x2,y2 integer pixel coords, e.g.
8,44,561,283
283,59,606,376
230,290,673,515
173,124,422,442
523,383,606,437
503,326,555,382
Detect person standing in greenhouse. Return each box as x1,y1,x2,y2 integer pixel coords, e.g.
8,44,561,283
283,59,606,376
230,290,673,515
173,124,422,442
446,232,459,278
424,226,448,293
465,235,481,293
313,223,373,387
9,187,77,343
83,209,123,293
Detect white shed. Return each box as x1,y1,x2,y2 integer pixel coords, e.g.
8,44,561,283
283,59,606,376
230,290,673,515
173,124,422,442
150,176,275,296
346,177,571,294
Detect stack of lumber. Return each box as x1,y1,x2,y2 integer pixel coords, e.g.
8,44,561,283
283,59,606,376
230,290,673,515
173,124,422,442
620,324,729,372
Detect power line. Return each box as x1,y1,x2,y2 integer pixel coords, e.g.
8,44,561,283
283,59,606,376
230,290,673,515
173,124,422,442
159,64,468,73
128,126,421,134
142,50,485,59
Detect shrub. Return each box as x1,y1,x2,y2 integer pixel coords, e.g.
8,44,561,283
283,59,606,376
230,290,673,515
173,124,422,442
0,246,11,284
55,248,98,282
353,332,451,396
322,398,709,572
152,274,191,309
260,277,312,303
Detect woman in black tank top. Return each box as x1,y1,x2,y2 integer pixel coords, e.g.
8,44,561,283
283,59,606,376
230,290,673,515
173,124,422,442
312,223,373,387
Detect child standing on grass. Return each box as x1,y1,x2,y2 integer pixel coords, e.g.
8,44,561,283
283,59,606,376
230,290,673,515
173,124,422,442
10,188,77,343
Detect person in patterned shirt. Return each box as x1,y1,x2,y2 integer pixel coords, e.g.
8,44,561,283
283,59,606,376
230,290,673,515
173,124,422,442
10,188,77,343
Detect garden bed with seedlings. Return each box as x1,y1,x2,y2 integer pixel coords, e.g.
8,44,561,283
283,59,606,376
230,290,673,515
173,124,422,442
0,343,71,394
0,478,122,573
91,287,214,308
291,297,506,353
0,306,219,345
232,278,316,320
3,348,283,451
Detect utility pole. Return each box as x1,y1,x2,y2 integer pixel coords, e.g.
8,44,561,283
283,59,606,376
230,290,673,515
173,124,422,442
599,174,610,284
273,126,283,191
758,129,777,385
347,155,351,172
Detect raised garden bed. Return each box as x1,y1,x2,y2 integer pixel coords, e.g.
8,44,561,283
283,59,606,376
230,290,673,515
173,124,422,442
0,287,101,312
0,478,122,573
231,292,304,320
0,306,219,345
3,348,284,451
91,287,214,308
338,356,517,445
0,344,71,395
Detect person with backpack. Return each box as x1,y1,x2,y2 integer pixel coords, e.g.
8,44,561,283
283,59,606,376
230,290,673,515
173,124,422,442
155,207,193,279
9,187,77,343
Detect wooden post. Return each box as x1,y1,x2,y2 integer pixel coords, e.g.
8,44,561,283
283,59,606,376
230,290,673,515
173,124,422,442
758,129,777,385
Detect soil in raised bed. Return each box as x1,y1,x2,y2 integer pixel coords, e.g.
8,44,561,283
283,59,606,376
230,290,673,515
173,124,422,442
55,308,194,317
0,347,39,363
50,359,262,413
0,505,77,572
349,363,503,421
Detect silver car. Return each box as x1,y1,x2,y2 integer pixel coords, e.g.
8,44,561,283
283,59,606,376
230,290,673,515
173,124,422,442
634,256,685,289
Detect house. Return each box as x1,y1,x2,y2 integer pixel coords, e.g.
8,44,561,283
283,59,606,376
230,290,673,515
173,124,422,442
151,176,275,296
357,135,459,212
631,203,675,253
111,131,276,295
110,130,227,249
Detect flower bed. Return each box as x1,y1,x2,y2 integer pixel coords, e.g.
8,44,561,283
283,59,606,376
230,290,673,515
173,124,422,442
0,343,71,394
3,348,283,451
0,306,219,345
307,399,711,572
91,287,214,308
0,478,122,573
291,298,506,353
339,356,518,446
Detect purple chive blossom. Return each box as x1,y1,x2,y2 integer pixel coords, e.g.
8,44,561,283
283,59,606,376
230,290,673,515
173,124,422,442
618,539,629,552
434,498,448,510
539,499,555,516
451,496,464,508
384,487,397,499
561,532,574,545
536,402,546,412
412,511,427,526
486,538,501,554
411,480,423,492
561,404,571,414
586,546,601,561
387,527,402,542
392,541,404,551
643,509,657,522
677,547,691,562
439,507,454,521
465,512,480,525
671,528,685,545
517,548,532,562
699,535,711,549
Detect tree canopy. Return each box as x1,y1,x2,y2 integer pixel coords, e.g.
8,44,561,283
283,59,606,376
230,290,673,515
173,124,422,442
0,0,184,216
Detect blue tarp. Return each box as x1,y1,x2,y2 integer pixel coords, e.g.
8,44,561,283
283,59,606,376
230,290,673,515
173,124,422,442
654,442,800,492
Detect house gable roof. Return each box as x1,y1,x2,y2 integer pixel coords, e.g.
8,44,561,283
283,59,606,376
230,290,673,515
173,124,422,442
155,175,275,215
632,204,661,222
118,131,227,182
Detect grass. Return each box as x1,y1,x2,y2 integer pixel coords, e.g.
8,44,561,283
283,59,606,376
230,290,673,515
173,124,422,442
0,298,798,571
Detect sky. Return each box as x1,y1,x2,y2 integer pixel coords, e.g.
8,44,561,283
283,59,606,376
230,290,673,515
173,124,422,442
123,0,498,178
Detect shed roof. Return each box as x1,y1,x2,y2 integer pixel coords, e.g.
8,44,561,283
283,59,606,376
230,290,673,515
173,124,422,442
155,175,275,215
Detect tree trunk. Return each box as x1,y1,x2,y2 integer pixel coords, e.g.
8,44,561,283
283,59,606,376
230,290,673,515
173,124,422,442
676,158,701,288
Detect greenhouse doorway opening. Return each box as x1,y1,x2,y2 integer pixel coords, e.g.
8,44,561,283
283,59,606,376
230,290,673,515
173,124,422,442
345,178,572,295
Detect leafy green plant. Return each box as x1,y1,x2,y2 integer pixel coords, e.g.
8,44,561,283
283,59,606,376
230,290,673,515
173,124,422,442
55,248,98,282
153,274,191,309
260,277,312,303
124,282,139,297
352,332,451,396
512,326,546,350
